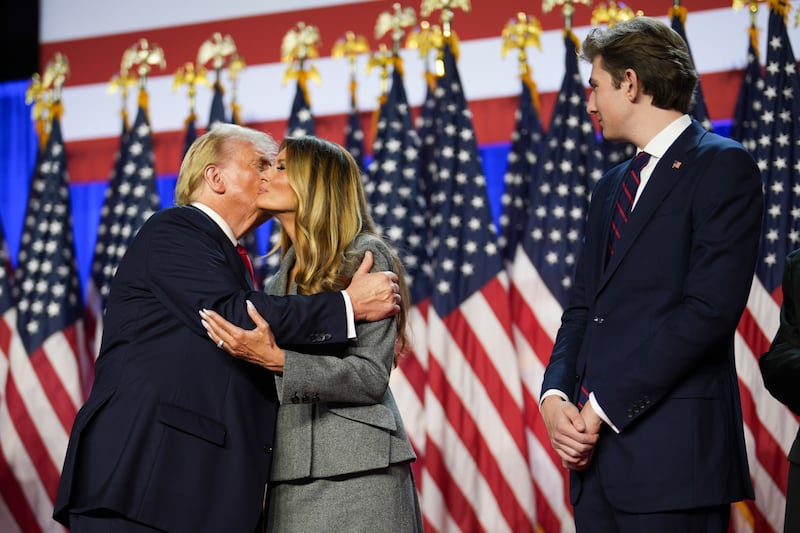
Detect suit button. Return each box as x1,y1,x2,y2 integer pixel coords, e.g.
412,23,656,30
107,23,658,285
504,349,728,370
291,393,300,404
592,316,604,324
263,445,272,453
302,394,310,403
312,393,320,403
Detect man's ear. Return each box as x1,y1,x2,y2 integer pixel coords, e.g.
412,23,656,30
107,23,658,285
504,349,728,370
623,68,640,101
203,164,225,193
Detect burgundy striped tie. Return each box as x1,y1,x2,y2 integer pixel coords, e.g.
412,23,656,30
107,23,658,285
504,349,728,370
236,243,255,284
579,152,651,408
607,151,651,262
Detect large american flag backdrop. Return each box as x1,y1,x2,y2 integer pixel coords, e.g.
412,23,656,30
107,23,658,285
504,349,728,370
0,0,799,531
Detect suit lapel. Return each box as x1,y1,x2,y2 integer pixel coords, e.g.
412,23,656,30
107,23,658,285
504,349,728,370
264,247,295,297
600,120,705,283
183,205,253,289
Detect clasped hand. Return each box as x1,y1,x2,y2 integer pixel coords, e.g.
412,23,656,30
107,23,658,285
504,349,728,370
541,396,602,471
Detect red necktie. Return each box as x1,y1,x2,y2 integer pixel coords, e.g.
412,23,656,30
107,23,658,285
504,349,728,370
236,243,255,284
607,151,651,262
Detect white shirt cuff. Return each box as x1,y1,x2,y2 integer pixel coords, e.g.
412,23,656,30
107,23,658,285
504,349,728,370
589,392,620,433
340,290,356,339
539,389,568,408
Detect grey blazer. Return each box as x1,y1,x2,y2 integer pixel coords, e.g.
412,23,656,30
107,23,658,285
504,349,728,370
267,233,416,482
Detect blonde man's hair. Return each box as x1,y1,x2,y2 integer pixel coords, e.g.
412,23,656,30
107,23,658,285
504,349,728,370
174,123,278,205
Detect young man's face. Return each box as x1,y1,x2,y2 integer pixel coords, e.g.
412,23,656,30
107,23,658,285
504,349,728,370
586,56,631,143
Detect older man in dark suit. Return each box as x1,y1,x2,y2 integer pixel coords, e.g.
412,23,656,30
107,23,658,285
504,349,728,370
53,123,400,533
761,248,800,533
540,17,761,532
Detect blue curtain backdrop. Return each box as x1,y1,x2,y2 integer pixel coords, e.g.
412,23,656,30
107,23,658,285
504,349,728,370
0,78,729,296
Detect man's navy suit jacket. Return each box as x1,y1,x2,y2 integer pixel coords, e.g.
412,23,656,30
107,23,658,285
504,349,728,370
542,120,761,512
54,206,348,532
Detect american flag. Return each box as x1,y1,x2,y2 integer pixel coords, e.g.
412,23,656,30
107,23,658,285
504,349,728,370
730,27,764,156
84,94,161,361
208,79,228,128
345,105,367,173
0,216,28,532
83,113,128,362
421,43,535,532
181,111,197,156
508,30,604,533
669,6,714,131
1,112,90,532
733,5,800,532
498,76,543,264
415,76,438,217
366,65,432,490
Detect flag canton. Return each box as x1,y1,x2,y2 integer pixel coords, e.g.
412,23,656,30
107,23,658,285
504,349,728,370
499,80,543,263
523,34,604,306
12,118,83,353
90,105,161,309
367,68,432,304
425,45,503,316
287,83,316,137
345,108,366,172
730,40,765,154
416,83,438,210
753,10,800,293
208,80,228,128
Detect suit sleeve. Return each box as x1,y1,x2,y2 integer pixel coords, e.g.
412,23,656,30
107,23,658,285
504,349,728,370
145,211,348,346
760,251,800,416
278,237,396,405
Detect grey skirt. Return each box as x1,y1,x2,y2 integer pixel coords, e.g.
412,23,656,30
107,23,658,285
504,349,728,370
265,462,423,533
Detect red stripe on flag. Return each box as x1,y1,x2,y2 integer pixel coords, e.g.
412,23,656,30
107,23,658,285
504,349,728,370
0,316,11,357
29,346,79,434
740,499,776,533
737,307,772,362
443,308,528,456
426,354,534,532
738,375,790,494
4,376,61,501
424,435,482,532
397,351,426,405
0,443,39,533
510,283,557,366
482,277,515,341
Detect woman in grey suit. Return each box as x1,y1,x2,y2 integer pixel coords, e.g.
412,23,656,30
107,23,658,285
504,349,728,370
201,135,423,532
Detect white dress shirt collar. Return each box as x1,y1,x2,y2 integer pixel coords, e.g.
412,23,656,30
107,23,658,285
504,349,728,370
641,114,692,160
190,202,237,246
631,114,692,209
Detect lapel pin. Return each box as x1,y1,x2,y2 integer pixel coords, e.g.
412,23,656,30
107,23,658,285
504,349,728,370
672,160,682,169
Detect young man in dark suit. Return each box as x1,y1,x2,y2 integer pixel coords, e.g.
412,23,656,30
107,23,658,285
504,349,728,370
54,123,400,533
540,17,762,532
761,248,800,533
